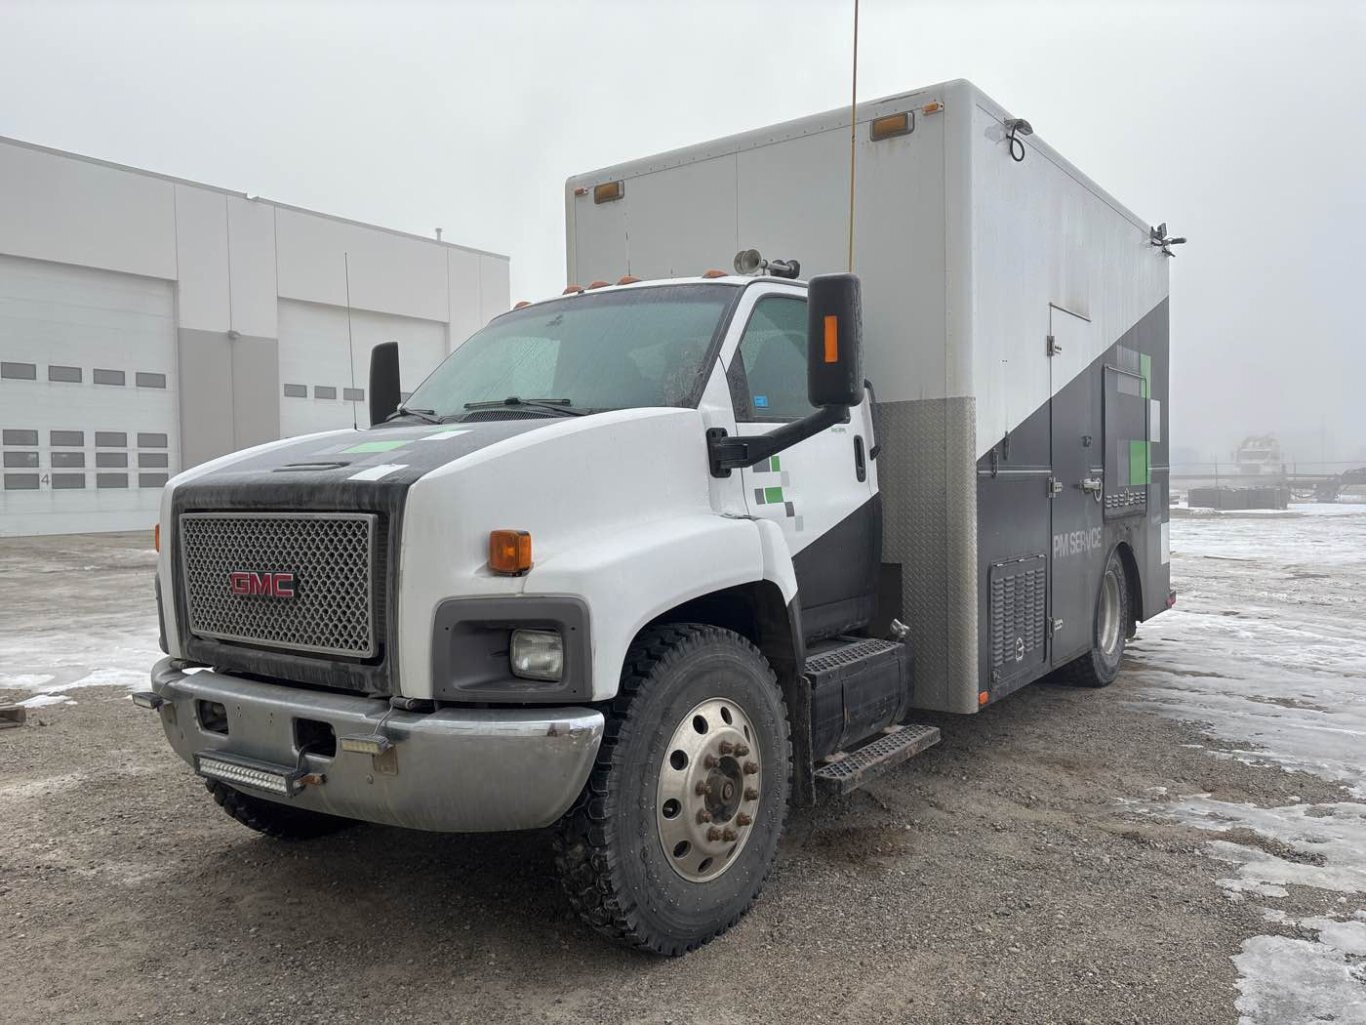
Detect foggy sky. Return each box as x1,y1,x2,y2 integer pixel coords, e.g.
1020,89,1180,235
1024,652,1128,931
3,0,1363,467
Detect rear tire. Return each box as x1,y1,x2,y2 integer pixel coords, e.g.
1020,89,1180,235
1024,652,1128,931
1062,548,1130,688
554,624,791,956
206,780,354,840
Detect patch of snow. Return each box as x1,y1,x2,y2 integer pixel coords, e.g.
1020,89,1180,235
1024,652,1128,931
1234,935,1366,1025
0,673,56,690
17,693,75,709
1126,510,1366,1023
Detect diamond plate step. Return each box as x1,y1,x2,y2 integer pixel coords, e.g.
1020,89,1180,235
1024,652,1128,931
813,723,941,797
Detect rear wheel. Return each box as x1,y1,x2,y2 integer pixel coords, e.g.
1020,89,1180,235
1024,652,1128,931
206,780,354,840
554,624,790,956
1062,548,1130,688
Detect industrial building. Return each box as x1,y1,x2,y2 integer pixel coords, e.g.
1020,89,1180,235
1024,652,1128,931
0,136,509,536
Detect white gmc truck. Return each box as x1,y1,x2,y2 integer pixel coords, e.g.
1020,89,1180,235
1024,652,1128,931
140,80,1173,954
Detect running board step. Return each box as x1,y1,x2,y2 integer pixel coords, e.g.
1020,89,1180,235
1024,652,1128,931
813,723,941,797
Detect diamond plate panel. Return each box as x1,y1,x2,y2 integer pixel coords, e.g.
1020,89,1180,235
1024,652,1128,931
179,513,376,658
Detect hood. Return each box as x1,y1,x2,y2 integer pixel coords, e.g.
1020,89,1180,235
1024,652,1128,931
170,417,568,514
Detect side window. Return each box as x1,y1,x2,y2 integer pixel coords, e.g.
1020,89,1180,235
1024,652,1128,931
731,296,813,422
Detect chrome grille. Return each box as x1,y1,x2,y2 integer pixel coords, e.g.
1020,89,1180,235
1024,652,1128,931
179,512,377,658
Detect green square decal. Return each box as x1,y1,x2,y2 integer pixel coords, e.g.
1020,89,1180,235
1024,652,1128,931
769,456,781,472
764,486,784,504
344,440,409,454
1128,440,1150,486
1139,353,1151,399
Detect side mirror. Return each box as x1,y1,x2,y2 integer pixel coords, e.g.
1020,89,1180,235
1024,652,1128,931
807,273,865,408
368,341,401,426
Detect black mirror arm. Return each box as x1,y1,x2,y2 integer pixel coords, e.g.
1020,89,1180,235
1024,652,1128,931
707,405,847,478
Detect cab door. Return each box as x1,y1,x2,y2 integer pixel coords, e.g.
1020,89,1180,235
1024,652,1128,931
725,288,879,640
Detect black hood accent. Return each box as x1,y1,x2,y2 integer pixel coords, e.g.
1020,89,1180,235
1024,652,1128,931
175,418,563,513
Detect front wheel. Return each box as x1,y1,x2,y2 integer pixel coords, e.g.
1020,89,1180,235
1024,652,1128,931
1062,548,1130,688
553,624,791,956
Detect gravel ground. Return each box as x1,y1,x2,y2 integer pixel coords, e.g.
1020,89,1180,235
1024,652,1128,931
0,530,1357,1025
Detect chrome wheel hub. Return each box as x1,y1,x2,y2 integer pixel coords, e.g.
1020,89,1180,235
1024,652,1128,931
1099,567,1122,660
655,697,761,883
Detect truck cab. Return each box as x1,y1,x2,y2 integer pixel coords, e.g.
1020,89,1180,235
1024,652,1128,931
145,271,923,955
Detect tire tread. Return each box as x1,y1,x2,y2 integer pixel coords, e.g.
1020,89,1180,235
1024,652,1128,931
552,623,790,956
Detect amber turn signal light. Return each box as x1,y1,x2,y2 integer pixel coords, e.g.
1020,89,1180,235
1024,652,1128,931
489,530,533,575
153,523,160,553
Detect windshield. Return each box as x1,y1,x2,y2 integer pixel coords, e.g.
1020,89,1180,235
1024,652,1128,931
402,284,738,420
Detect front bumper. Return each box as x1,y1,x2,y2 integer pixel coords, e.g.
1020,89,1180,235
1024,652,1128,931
148,657,604,832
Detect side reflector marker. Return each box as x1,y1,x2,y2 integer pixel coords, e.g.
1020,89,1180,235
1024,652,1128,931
823,315,839,363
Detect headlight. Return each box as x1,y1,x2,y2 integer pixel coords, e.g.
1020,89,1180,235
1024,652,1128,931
510,629,564,681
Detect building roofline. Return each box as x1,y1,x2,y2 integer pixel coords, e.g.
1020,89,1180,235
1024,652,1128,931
0,133,509,262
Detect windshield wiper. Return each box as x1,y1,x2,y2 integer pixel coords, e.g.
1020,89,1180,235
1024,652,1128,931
383,406,442,425
462,397,591,417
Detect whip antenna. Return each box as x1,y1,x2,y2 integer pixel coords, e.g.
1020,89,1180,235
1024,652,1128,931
344,252,358,430
847,0,860,272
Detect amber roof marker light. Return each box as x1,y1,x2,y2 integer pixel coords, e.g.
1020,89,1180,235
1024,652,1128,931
593,181,624,204
870,111,914,141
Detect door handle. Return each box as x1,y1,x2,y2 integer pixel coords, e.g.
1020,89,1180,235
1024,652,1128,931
1080,477,1103,501
854,435,867,482
863,378,881,459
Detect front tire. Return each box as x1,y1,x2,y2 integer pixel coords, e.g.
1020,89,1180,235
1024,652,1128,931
554,624,791,956
206,780,355,840
1062,548,1130,688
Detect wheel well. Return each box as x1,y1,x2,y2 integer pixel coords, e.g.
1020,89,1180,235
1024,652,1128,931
641,582,814,807
1114,541,1143,624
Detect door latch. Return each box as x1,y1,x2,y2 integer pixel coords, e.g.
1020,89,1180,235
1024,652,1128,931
1080,477,1103,502
1048,617,1064,636
1046,334,1062,356
1047,477,1064,497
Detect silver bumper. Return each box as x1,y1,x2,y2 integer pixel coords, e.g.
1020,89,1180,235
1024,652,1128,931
148,657,604,833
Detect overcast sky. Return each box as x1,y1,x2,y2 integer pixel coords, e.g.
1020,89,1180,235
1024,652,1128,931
3,0,1363,465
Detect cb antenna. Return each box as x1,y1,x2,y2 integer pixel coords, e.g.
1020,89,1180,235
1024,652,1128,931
344,252,358,430
846,0,860,272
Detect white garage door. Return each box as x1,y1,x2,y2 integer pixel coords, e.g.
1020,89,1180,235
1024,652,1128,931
277,300,449,437
0,255,178,537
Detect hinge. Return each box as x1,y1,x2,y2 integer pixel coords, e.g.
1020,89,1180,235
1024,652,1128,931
1046,334,1061,356
1047,477,1063,497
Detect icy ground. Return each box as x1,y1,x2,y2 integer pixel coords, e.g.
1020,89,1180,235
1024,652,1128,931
2,514,1365,1021
1127,504,1366,1024
0,535,160,709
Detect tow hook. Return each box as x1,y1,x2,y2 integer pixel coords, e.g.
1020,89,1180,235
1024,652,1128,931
130,691,164,710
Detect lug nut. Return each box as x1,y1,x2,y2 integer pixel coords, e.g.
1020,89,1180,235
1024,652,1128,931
744,787,759,801
722,828,738,842
707,826,723,842
703,754,719,769
694,780,712,796
736,813,753,827
743,761,759,775
734,743,750,757
696,809,713,824
718,740,735,755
